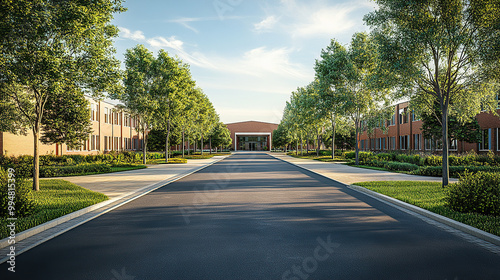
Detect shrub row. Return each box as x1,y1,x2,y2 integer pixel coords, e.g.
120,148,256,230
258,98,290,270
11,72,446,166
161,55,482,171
167,158,188,164
342,150,500,167
39,164,112,177
384,161,420,172
412,165,500,178
0,151,165,167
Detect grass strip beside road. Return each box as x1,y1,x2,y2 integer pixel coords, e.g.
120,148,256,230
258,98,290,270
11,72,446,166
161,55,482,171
354,181,500,237
0,179,108,239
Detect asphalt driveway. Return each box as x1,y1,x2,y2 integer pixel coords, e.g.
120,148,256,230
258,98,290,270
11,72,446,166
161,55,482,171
1,153,499,279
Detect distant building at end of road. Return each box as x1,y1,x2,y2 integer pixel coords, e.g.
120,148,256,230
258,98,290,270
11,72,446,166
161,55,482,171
225,121,278,151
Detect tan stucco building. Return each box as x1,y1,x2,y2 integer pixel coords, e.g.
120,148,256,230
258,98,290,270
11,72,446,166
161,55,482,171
0,97,144,157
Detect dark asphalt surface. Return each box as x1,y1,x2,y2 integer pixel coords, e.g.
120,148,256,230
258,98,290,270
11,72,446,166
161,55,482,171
2,153,500,279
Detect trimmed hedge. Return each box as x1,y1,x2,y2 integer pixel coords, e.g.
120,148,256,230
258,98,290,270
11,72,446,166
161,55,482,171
0,167,35,217
446,171,500,216
39,164,112,177
166,158,187,164
413,165,500,177
384,161,420,172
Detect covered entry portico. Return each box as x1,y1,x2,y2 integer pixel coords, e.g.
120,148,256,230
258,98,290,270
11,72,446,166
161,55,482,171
235,133,271,151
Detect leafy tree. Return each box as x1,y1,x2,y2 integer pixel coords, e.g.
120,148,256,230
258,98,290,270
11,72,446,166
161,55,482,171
273,123,292,152
153,50,193,162
365,0,500,186
0,0,125,190
315,33,384,165
121,45,156,165
210,122,232,152
40,87,92,154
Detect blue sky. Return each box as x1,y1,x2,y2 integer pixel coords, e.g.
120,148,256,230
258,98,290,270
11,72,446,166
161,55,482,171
111,0,377,124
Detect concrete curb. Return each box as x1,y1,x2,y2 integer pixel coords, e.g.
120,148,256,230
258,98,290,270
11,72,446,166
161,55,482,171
0,155,229,262
268,153,500,248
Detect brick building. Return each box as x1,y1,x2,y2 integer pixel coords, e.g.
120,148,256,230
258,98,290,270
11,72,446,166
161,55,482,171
0,97,144,157
226,121,278,151
358,101,500,154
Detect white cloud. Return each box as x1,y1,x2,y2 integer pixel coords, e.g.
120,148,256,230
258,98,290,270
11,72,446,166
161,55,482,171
261,0,374,38
118,27,146,41
293,6,357,37
147,36,184,52
254,15,279,32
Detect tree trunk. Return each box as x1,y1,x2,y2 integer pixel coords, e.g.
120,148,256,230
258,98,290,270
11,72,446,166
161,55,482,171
355,119,360,165
187,137,190,155
32,128,40,191
142,130,147,165
165,121,170,163
295,141,298,155
201,135,204,155
182,128,185,158
300,135,303,156
209,137,212,154
306,133,309,154
442,104,450,187
317,131,320,157
331,115,336,160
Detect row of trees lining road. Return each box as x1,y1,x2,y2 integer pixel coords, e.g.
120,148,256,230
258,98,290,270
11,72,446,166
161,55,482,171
0,1,230,190
115,45,231,164
275,32,387,165
276,0,500,187
0,0,126,191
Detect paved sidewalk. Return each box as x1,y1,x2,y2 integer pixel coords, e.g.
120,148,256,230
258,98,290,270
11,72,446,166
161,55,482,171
62,157,226,199
271,153,458,184
0,156,228,264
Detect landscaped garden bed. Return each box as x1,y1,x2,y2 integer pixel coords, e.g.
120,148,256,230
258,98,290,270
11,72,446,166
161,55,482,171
354,178,500,237
0,177,108,239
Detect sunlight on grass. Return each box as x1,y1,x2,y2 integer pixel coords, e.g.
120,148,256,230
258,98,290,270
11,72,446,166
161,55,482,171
354,181,500,237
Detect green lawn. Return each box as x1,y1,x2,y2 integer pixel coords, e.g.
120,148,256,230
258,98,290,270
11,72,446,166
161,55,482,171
0,179,108,239
354,181,500,237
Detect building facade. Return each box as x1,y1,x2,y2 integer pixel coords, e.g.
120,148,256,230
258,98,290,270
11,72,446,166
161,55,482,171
0,97,144,157
226,121,278,151
358,101,500,154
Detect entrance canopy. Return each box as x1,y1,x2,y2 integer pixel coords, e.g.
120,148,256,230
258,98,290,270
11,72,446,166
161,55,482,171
235,133,271,151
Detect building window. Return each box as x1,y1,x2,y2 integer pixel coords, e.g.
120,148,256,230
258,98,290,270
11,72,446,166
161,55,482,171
390,137,396,150
399,108,409,124
90,104,96,121
424,138,431,151
390,114,395,126
479,129,491,151
360,140,365,150
450,139,458,151
399,135,409,150
414,134,421,150
497,128,500,151
104,136,108,150
104,107,109,124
